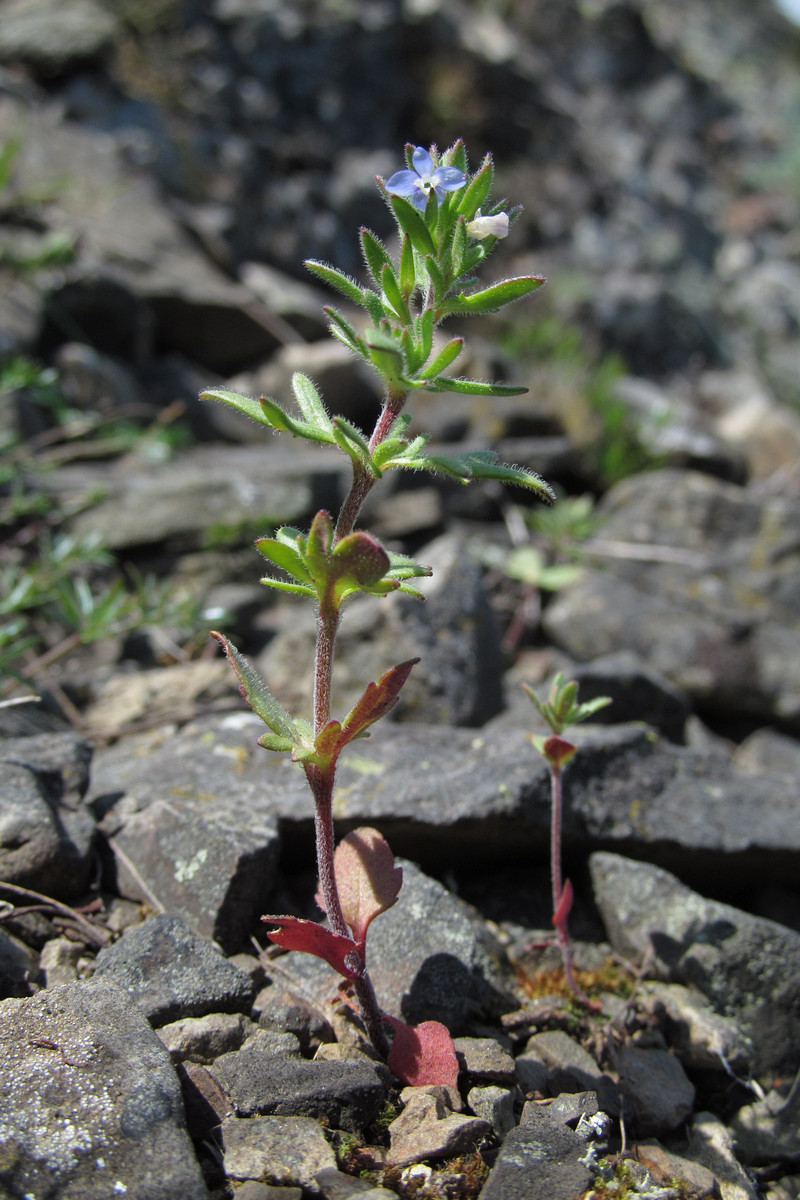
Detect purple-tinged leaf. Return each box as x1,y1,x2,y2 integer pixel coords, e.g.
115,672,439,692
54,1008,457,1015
553,878,574,937
542,734,577,769
324,828,403,951
298,659,420,774
261,914,361,980
385,1016,459,1089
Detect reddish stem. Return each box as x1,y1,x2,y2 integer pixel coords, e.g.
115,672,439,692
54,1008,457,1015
549,761,597,1009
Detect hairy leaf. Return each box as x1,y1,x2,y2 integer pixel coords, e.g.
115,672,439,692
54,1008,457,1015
325,827,403,951
305,259,366,307
442,274,545,316
210,631,297,744
291,373,333,433
389,195,436,257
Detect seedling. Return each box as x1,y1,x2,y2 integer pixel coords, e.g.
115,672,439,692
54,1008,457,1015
524,672,611,1006
204,141,554,1080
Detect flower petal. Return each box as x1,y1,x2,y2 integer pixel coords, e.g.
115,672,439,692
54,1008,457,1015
431,165,466,191
386,169,419,197
411,146,434,179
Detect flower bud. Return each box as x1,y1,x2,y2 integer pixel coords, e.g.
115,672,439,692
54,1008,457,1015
466,209,509,240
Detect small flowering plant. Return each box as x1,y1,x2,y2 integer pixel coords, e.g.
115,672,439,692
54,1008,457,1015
202,142,554,1082
523,674,611,1007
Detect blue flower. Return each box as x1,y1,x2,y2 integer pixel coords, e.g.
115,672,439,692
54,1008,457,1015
386,147,466,212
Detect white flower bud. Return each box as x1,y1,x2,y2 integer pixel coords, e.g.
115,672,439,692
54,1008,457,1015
466,209,509,240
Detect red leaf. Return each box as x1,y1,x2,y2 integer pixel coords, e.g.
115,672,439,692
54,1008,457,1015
385,1016,459,1090
552,878,574,936
262,915,361,980
301,659,420,775
318,828,403,951
543,735,576,769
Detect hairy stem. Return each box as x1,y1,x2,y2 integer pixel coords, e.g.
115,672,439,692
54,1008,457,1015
308,387,410,1054
550,763,563,920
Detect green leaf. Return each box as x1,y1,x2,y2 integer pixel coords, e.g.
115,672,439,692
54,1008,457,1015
255,537,312,584
425,377,528,397
362,288,384,324
200,387,279,430
572,696,613,722
305,259,366,307
259,578,316,598
360,227,393,286
390,195,436,257
419,337,463,380
211,631,298,746
442,138,468,174
332,416,371,468
365,328,407,385
381,262,410,324
457,451,556,500
325,306,366,356
425,255,447,305
456,154,494,219
441,275,545,316
399,235,415,298
291,373,333,433
418,308,434,364
256,395,335,445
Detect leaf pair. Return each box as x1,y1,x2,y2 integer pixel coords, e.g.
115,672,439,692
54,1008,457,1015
263,826,402,976
256,510,428,608
523,672,612,739
211,630,419,770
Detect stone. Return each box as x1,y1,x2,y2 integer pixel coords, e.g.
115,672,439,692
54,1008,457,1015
0,979,208,1198
733,728,800,777
92,913,254,1026
632,1142,720,1199
88,706,800,892
642,981,753,1074
590,852,800,1073
479,1100,593,1199
0,927,38,999
570,651,691,742
688,1111,760,1200
0,0,119,70
103,796,281,953
385,1090,491,1168
517,1030,619,1115
208,1043,387,1133
543,470,800,730
730,1084,800,1164
39,936,85,989
68,443,340,552
157,1011,251,1064
218,1114,337,1189
467,1085,518,1137
615,1044,696,1137
453,1035,517,1084
0,759,95,901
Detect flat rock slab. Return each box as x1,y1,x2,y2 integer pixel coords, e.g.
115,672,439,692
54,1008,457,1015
90,710,800,888
93,912,254,1026
590,852,800,1074
479,1101,592,1200
0,979,208,1199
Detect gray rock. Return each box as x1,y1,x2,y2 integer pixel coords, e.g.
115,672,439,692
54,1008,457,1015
88,708,800,891
0,0,119,70
570,651,691,742
453,1035,517,1085
93,912,254,1026
614,1044,695,1137
218,1113,337,1188
0,758,95,900
642,981,753,1074
0,979,208,1198
385,1090,491,1168
0,927,38,999
157,1011,251,1064
208,1044,387,1133
467,1085,518,1137
733,728,800,777
517,1030,619,1115
480,1099,593,1200
105,796,281,953
543,470,800,729
68,443,340,552
730,1084,800,1164
590,852,800,1073
688,1111,760,1200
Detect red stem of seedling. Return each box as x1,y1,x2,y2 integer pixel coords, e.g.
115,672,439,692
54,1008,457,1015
548,761,599,1011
